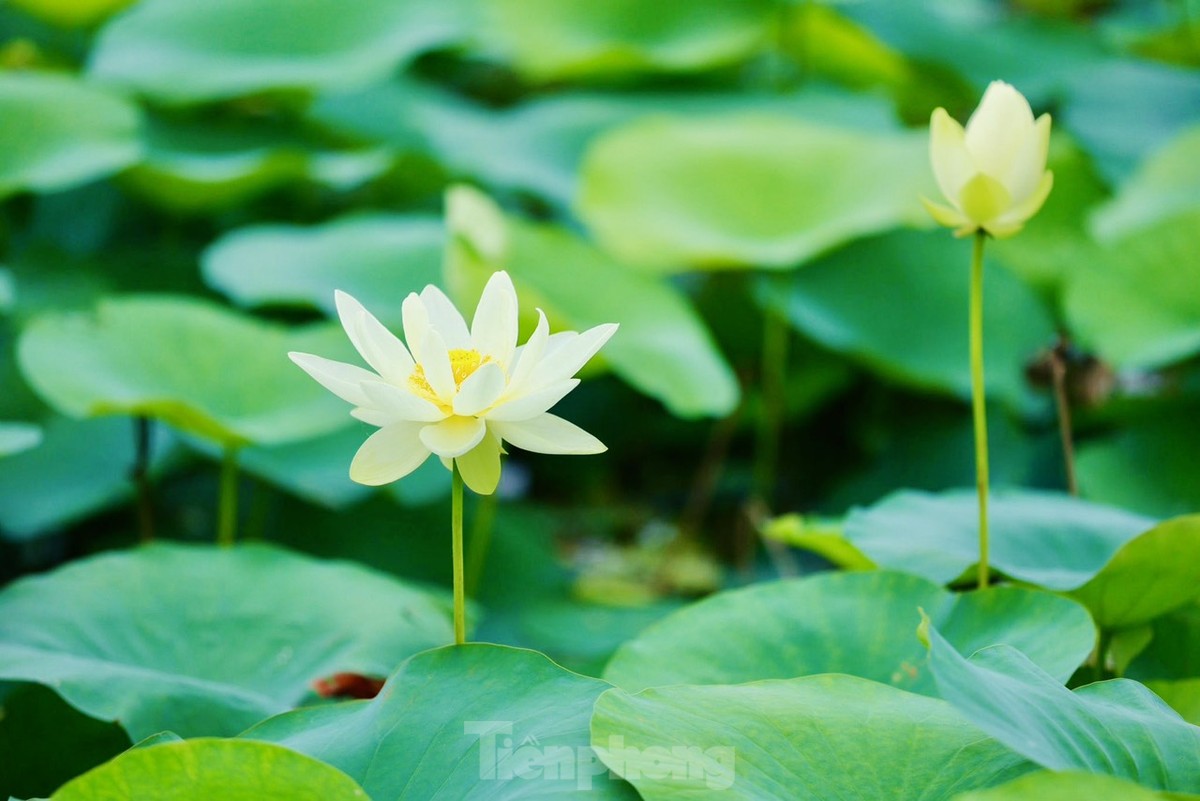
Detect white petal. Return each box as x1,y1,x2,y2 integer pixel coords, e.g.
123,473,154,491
486,379,579,422
360,380,446,423
1003,113,1051,204
929,108,974,204
334,291,414,385
349,422,430,486
351,406,391,427
289,351,374,407
508,309,549,391
419,329,457,402
419,415,487,458
455,431,502,495
964,81,1035,180
419,285,471,350
401,292,429,363
471,271,519,367
525,323,618,391
491,413,606,455
453,362,506,417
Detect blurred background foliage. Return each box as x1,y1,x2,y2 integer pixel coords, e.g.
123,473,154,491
0,0,1198,724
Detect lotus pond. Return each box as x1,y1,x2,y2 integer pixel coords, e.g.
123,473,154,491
1,0,1200,799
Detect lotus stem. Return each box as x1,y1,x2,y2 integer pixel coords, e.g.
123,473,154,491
969,231,990,589
452,463,466,645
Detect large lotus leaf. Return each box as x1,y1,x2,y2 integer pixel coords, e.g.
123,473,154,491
0,72,140,197
446,190,738,418
0,416,174,542
0,682,129,801
603,570,1093,695
0,543,453,740
7,0,134,27
50,739,367,800
590,675,1032,800
757,230,1055,410
476,0,773,80
17,295,356,447
837,488,1155,590
310,81,900,210
88,0,468,103
1126,606,1200,725
202,214,443,326
1077,408,1200,518
925,621,1200,792
246,644,637,800
577,114,934,270
121,117,391,214
1064,212,1200,369
0,422,40,458
1090,125,1200,241
952,771,1200,801
1070,516,1200,629
1060,60,1200,184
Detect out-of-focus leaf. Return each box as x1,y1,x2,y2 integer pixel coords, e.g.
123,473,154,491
0,416,173,542
758,230,1055,410
122,118,391,214
839,488,1155,589
0,422,41,458
446,188,738,418
50,739,368,800
17,295,355,447
246,644,637,800
1091,125,1200,241
88,0,470,103
951,771,1197,801
778,3,911,90
0,543,453,740
578,114,934,270
0,72,140,197
603,570,1094,694
7,0,135,27
202,214,443,325
1064,212,1200,369
475,0,773,80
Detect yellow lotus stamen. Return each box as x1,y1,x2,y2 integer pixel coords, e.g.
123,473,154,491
408,348,489,401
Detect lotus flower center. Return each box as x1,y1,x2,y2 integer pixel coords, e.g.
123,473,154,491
408,348,488,399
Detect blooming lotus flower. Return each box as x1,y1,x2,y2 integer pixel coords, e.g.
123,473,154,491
289,271,616,495
923,81,1054,238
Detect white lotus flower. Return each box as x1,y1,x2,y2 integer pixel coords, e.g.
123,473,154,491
922,81,1054,238
289,271,617,495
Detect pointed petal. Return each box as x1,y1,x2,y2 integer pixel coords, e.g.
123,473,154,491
360,380,446,423
453,362,506,417
930,108,974,202
526,323,618,391
349,422,430,486
420,329,457,402
401,292,429,363
289,351,374,407
508,309,549,391
964,81,1035,178
958,173,1011,226
419,285,471,350
471,271,519,367
419,415,487,458
989,171,1054,236
921,196,970,230
486,379,580,422
351,406,391,427
334,291,414,385
455,432,502,495
1005,113,1052,204
491,413,606,455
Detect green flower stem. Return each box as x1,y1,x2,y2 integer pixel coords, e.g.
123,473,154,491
1049,342,1079,496
217,446,240,548
753,299,790,510
465,490,497,600
969,231,990,589
452,463,466,646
